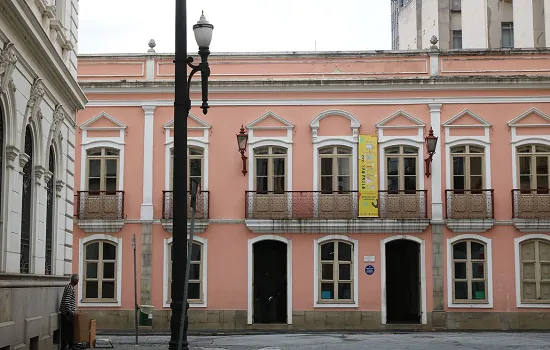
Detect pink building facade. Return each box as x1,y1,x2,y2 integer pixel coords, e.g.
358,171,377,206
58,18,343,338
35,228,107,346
74,48,550,331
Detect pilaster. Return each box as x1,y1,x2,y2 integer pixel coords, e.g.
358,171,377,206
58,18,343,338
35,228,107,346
514,0,536,48
429,103,443,222
461,0,489,48
140,224,153,305
140,105,156,221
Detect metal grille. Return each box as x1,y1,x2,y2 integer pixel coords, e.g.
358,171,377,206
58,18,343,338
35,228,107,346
162,191,210,220
76,191,125,220
446,189,494,219
512,189,550,219
20,126,32,274
45,147,55,275
244,190,428,220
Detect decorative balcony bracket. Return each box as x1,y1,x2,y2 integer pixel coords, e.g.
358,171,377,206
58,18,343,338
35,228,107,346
245,219,430,234
77,219,125,233
161,220,209,234
512,219,550,233
445,219,495,233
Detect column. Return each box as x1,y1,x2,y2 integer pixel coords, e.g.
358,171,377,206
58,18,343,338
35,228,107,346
428,103,445,328
513,0,535,48
140,105,156,307
3,147,23,273
421,0,440,49
462,0,489,48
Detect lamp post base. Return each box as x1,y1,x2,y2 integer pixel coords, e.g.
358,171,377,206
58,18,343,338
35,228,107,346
169,302,189,350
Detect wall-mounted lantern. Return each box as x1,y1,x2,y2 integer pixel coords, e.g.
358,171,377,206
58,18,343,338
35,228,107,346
424,126,438,177
236,125,248,176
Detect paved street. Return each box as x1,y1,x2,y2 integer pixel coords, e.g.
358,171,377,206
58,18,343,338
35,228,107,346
105,332,550,349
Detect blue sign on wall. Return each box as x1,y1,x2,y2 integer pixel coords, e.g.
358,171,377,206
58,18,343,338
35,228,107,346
365,265,375,275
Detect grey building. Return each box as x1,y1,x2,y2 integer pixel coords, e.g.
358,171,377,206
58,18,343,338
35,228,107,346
0,0,86,349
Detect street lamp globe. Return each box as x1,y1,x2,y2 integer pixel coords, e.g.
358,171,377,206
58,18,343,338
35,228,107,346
193,11,214,48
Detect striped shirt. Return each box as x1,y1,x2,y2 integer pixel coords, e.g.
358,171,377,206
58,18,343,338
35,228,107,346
59,284,76,316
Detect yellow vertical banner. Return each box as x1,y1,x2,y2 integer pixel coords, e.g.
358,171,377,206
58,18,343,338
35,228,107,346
358,135,378,217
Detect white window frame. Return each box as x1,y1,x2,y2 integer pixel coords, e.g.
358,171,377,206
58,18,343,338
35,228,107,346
514,234,550,308
446,234,493,308
313,235,359,308
78,234,122,307
163,235,208,308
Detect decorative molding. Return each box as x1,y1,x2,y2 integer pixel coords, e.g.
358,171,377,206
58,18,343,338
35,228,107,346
443,109,492,128
19,152,30,169
246,110,294,130
5,145,19,167
27,78,45,109
445,219,495,233
512,219,550,232
0,41,17,92
55,179,64,193
34,165,45,183
244,219,430,234
160,220,209,234
376,109,426,128
43,170,53,185
310,109,360,143
508,107,550,127
80,111,127,130
76,220,125,233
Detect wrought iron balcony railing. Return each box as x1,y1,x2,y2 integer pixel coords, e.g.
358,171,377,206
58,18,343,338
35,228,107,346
76,191,124,220
512,189,550,219
162,191,210,220
244,190,428,220
445,189,494,219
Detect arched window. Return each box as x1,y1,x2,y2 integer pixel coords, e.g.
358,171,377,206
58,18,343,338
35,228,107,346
45,146,55,275
519,239,550,302
20,125,33,274
319,146,352,193
450,145,484,190
167,241,204,304
83,240,118,302
451,239,487,302
169,146,204,191
254,146,287,193
318,240,354,302
86,147,119,192
384,145,418,192
517,144,550,190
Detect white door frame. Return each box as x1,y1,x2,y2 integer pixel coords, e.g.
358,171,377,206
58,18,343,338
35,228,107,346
247,235,293,325
380,235,427,325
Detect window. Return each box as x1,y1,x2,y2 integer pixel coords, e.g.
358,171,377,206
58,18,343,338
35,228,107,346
517,144,550,190
385,145,418,192
520,239,550,303
83,240,117,302
502,22,514,48
319,146,352,193
450,0,461,11
451,145,484,190
254,146,287,193
452,30,462,49
86,148,119,192
318,240,354,302
45,147,55,275
451,240,487,302
20,125,33,274
167,241,204,304
170,147,204,191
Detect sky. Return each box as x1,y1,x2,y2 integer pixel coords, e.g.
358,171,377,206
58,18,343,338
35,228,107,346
78,0,391,54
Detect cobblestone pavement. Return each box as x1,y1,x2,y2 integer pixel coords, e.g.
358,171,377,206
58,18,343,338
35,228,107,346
104,332,550,350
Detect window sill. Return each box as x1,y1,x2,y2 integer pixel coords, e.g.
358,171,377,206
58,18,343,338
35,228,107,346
163,301,207,309
448,302,493,309
78,300,121,308
314,302,358,308
517,302,550,308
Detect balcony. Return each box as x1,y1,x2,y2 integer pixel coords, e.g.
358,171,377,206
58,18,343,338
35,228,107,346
244,190,429,234
161,191,210,233
75,191,125,233
512,189,550,232
445,189,495,232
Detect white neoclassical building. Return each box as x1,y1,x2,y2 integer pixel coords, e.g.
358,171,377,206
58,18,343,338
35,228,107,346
0,0,86,348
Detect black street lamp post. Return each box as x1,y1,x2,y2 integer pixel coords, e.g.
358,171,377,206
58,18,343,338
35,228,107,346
169,2,213,350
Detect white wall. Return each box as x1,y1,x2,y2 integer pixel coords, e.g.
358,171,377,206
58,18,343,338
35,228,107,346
462,0,489,48
421,0,439,49
514,0,536,48
398,1,419,50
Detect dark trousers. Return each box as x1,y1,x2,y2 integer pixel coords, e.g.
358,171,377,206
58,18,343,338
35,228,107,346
60,314,74,348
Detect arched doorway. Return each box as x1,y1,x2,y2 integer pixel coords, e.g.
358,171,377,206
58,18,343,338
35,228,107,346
248,236,291,324
381,235,426,325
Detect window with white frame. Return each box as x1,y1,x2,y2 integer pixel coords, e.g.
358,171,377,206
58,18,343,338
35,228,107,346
318,240,354,302
517,144,550,190
385,145,418,192
254,146,287,193
519,239,550,303
86,148,119,192
451,145,484,191
501,22,514,48
319,146,352,193
83,240,117,302
167,241,204,304
170,147,204,190
451,239,488,303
